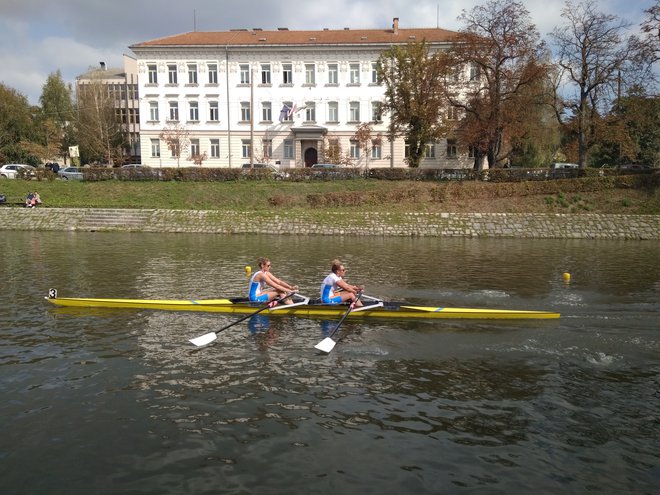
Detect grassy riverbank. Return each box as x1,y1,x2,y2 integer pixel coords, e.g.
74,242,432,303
1,174,658,214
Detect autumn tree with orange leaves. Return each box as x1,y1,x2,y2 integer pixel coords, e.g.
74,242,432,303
445,0,552,170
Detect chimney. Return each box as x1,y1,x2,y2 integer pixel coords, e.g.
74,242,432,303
100,61,106,70
393,17,399,35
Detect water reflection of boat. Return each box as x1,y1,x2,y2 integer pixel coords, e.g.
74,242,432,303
45,289,560,320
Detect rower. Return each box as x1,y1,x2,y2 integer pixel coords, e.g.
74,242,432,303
320,259,363,307
248,257,298,305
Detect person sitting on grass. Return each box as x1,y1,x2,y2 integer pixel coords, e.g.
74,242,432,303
25,192,42,208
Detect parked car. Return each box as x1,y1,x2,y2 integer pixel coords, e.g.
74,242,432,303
310,163,345,177
58,167,84,180
0,164,36,179
551,162,579,178
241,163,289,178
310,163,341,171
121,164,143,169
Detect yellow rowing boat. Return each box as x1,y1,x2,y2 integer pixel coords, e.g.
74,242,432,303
45,289,560,320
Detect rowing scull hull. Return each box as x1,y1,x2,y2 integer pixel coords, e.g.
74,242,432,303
45,295,560,320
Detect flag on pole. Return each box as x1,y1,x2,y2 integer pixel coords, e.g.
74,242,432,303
279,105,289,122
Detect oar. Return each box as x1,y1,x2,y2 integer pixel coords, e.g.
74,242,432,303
189,292,295,347
314,292,362,353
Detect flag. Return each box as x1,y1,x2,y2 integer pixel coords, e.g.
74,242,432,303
278,105,289,122
290,103,297,116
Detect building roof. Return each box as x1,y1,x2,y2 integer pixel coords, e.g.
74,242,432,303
130,25,459,50
77,68,126,81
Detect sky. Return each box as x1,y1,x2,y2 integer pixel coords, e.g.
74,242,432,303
0,0,653,105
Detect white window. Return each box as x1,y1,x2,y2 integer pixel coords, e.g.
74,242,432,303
261,64,271,85
241,139,251,158
168,64,177,84
147,64,158,84
150,139,160,157
446,139,457,158
327,101,338,122
171,143,180,158
190,138,200,156
188,64,198,84
371,142,382,159
469,63,480,82
149,101,159,121
189,101,199,121
468,145,477,158
282,63,293,84
262,139,272,159
169,101,179,121
371,63,380,84
328,139,340,157
349,101,360,122
210,139,220,158
371,101,382,122
240,64,250,84
240,102,250,122
447,106,459,120
209,101,219,121
262,102,272,122
284,140,294,159
349,63,360,84
350,141,360,158
208,63,218,84
305,102,315,122
327,63,338,84
425,143,436,158
305,64,315,84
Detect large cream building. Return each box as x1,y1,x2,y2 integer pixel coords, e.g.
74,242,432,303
129,18,472,169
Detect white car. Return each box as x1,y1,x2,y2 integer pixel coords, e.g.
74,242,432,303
0,164,36,179
58,167,84,180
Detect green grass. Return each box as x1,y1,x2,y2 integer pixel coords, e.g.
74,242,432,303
1,175,658,214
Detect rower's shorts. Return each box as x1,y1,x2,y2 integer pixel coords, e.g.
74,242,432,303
322,295,343,305
250,293,269,302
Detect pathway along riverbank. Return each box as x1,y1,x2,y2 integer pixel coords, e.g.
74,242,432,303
0,208,658,239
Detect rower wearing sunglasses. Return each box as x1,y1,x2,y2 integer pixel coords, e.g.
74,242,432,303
248,257,298,304
320,259,363,307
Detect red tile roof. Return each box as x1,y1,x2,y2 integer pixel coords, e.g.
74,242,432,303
131,27,459,49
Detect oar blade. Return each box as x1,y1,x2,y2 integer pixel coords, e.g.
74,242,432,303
314,337,336,353
189,332,218,347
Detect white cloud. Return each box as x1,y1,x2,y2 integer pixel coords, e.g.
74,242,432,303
0,0,651,104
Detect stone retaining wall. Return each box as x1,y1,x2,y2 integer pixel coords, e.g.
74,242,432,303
0,208,658,239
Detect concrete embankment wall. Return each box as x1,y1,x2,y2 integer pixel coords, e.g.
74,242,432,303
0,208,658,239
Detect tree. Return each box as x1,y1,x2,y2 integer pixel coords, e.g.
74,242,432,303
76,77,128,165
159,123,190,167
377,41,450,168
550,0,634,168
591,86,660,167
447,0,551,169
38,71,74,162
0,84,39,164
630,3,659,93
353,123,382,171
320,135,352,165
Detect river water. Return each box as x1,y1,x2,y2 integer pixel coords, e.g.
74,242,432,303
0,231,658,494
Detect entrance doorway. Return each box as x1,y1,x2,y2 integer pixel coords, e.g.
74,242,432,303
303,147,318,167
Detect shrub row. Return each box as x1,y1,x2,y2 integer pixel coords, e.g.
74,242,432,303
29,165,655,185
